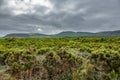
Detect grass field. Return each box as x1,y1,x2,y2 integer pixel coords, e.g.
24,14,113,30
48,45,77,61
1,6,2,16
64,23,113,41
0,37,120,80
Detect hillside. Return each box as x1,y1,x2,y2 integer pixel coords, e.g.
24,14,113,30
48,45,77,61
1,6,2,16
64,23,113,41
96,30,120,36
5,33,50,38
4,30,120,38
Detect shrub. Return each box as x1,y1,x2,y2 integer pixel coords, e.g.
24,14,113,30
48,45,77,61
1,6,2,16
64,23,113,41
43,49,81,80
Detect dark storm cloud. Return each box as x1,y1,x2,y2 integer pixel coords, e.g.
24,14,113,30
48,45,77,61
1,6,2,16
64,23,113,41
0,0,120,36
45,0,120,31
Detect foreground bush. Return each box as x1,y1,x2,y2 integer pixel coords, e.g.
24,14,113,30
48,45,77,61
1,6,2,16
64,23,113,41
89,52,120,80
43,49,82,80
4,49,36,80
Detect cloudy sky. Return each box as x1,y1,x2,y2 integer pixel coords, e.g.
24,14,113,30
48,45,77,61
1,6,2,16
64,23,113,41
0,0,120,36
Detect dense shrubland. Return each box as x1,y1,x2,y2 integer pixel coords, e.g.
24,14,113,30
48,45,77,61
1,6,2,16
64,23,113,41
0,37,120,80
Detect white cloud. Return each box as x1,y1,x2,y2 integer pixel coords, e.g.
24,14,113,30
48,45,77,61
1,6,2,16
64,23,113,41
38,28,43,32
3,0,53,15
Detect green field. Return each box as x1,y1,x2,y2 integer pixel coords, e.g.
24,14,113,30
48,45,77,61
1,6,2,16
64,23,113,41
0,37,120,80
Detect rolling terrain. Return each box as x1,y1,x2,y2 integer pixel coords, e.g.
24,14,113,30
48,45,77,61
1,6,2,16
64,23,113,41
4,30,120,38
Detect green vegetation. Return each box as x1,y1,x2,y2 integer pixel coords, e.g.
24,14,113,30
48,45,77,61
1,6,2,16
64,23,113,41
0,37,120,80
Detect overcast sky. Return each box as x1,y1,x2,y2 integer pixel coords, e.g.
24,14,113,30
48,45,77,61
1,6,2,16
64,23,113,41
0,0,120,36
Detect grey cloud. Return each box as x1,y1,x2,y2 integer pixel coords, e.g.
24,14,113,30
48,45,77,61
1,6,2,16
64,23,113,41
0,0,120,36
34,6,48,13
0,0,4,6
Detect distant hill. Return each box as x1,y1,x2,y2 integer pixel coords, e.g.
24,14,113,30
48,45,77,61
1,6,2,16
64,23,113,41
53,31,95,37
4,30,120,38
5,33,30,38
96,30,120,36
